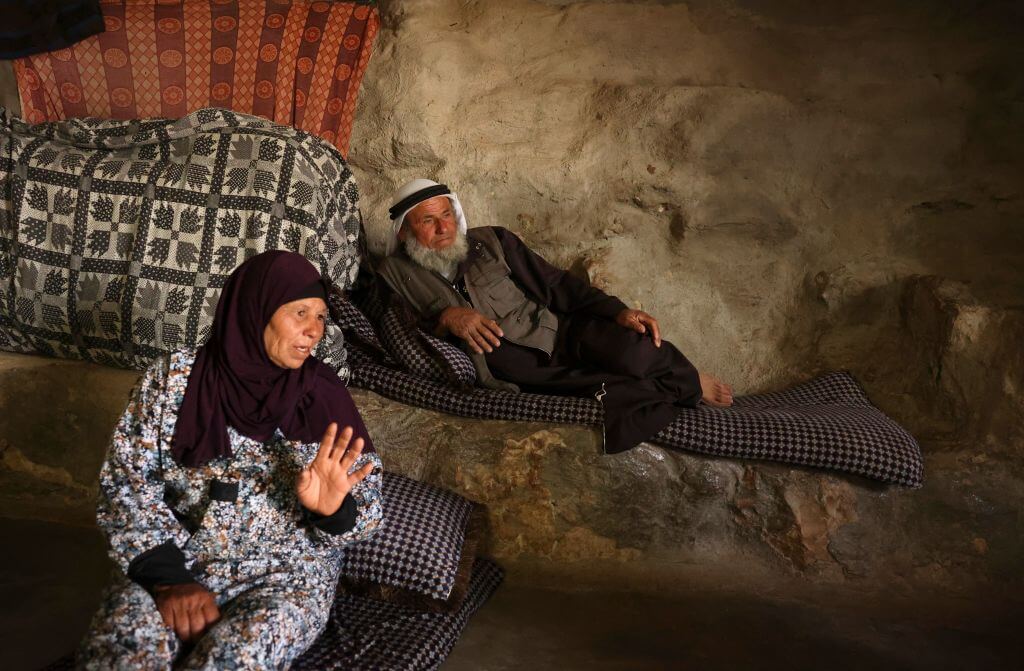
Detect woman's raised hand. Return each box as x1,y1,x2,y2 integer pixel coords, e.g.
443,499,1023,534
297,423,374,516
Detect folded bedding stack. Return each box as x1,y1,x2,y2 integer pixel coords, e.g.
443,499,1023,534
12,0,380,157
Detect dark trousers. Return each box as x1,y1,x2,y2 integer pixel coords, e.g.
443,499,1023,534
485,315,702,452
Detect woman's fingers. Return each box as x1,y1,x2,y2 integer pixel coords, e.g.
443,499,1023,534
329,425,354,459
185,598,218,642
320,421,338,446
202,600,221,628
336,436,363,471
317,422,338,463
175,606,193,641
173,604,191,640
173,618,188,642
188,609,207,642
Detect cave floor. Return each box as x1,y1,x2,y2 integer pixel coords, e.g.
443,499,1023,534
2,516,1020,671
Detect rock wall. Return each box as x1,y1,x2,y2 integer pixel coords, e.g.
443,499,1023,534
339,0,1023,591
3,352,1020,595
349,0,1024,432
1,1,1021,594
1,0,1020,437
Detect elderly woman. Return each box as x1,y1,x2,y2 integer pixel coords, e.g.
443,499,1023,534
78,251,383,670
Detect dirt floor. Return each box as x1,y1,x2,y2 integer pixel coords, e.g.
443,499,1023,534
3,516,1020,671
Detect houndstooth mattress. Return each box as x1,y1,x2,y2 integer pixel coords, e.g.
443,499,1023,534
0,106,359,372
294,557,504,671
330,293,925,488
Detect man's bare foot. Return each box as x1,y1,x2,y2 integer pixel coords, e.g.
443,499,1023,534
699,372,734,407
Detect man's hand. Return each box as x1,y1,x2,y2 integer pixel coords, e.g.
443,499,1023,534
616,308,662,347
154,582,220,642
297,423,374,516
438,306,504,354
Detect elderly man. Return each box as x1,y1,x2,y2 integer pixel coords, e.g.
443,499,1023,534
376,178,733,453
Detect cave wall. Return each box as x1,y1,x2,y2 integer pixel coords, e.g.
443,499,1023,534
348,0,1024,444
0,0,1021,593
1,1,1020,438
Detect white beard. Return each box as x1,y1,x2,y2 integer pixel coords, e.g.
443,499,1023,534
403,229,470,279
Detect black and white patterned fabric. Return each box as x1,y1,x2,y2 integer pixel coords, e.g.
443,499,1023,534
329,290,386,354
294,557,503,671
0,106,361,374
654,372,923,485
422,330,476,384
378,304,476,386
39,559,505,671
338,472,482,608
337,294,924,487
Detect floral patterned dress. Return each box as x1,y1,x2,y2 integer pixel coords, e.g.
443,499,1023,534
78,349,383,670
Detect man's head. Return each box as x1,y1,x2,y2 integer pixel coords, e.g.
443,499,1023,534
399,195,458,250
387,178,470,276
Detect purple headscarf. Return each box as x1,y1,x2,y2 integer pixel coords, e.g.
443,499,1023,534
172,250,373,467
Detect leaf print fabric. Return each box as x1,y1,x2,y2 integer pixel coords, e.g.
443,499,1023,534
0,107,359,380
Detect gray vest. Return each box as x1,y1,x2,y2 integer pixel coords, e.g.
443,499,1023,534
377,227,559,390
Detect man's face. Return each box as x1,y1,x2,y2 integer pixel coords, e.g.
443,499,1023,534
399,196,457,250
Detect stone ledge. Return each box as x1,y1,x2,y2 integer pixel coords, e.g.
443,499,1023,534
1,347,1020,596
348,387,1023,595
0,353,139,526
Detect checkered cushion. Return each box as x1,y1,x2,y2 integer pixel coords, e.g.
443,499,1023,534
337,472,484,611
377,304,476,386
422,331,477,383
329,290,386,355
654,372,923,485
326,290,391,377
347,360,923,487
0,107,360,374
295,557,503,671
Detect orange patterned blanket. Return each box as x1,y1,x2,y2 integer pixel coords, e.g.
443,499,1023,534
12,0,378,157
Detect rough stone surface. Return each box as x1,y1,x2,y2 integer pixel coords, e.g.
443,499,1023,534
350,0,1022,398
2,347,1021,598
0,61,18,112
0,355,139,525
339,0,1024,595
351,383,1024,597
0,0,1021,637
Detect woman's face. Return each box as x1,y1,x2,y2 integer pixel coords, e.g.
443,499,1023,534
263,297,328,369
